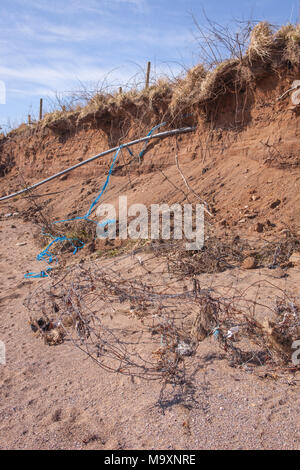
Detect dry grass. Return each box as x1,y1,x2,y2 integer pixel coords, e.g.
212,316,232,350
78,93,110,121
199,59,240,100
40,79,172,130
78,79,172,121
170,65,206,113
5,21,300,138
41,109,79,131
247,22,300,67
170,59,256,118
170,22,300,114
276,23,300,67
247,22,275,62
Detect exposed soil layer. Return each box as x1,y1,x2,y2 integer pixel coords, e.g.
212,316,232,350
0,68,299,238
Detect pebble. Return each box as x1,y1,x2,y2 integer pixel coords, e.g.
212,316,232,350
289,252,300,266
241,256,257,270
255,222,264,233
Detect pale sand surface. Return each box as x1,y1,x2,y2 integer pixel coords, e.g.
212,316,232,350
0,218,299,450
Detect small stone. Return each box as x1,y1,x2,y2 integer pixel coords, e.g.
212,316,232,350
271,268,287,279
241,256,257,270
255,222,264,233
270,199,281,209
266,220,276,227
289,252,300,266
280,229,290,238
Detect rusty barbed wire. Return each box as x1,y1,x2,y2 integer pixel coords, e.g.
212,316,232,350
24,241,300,385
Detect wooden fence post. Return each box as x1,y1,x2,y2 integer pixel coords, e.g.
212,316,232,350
39,98,43,121
145,61,151,89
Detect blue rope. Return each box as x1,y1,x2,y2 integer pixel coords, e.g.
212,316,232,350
24,268,52,279
24,124,166,279
138,122,166,161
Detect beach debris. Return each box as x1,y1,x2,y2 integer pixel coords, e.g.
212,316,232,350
175,341,194,357
291,82,300,106
30,317,53,333
2,212,19,218
190,298,219,342
212,327,220,340
44,328,65,346
29,317,65,345
24,242,300,379
226,326,240,339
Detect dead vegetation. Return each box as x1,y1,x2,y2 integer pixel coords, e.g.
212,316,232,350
164,236,250,275
163,234,300,275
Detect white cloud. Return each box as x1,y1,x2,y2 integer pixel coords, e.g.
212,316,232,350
112,0,146,8
0,0,194,122
14,0,147,15
9,87,57,96
1,64,115,84
14,0,104,15
0,62,139,97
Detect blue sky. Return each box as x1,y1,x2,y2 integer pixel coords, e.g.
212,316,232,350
0,0,299,129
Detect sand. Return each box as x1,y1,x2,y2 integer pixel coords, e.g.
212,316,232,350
0,217,299,450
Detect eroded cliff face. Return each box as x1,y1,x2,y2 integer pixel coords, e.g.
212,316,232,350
0,68,299,235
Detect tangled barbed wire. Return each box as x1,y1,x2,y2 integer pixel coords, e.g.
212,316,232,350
24,242,300,386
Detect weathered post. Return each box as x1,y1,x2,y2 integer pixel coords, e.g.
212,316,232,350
145,61,151,89
39,98,43,121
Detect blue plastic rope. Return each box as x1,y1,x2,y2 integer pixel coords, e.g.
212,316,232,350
24,268,52,279
24,124,166,279
138,122,166,160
